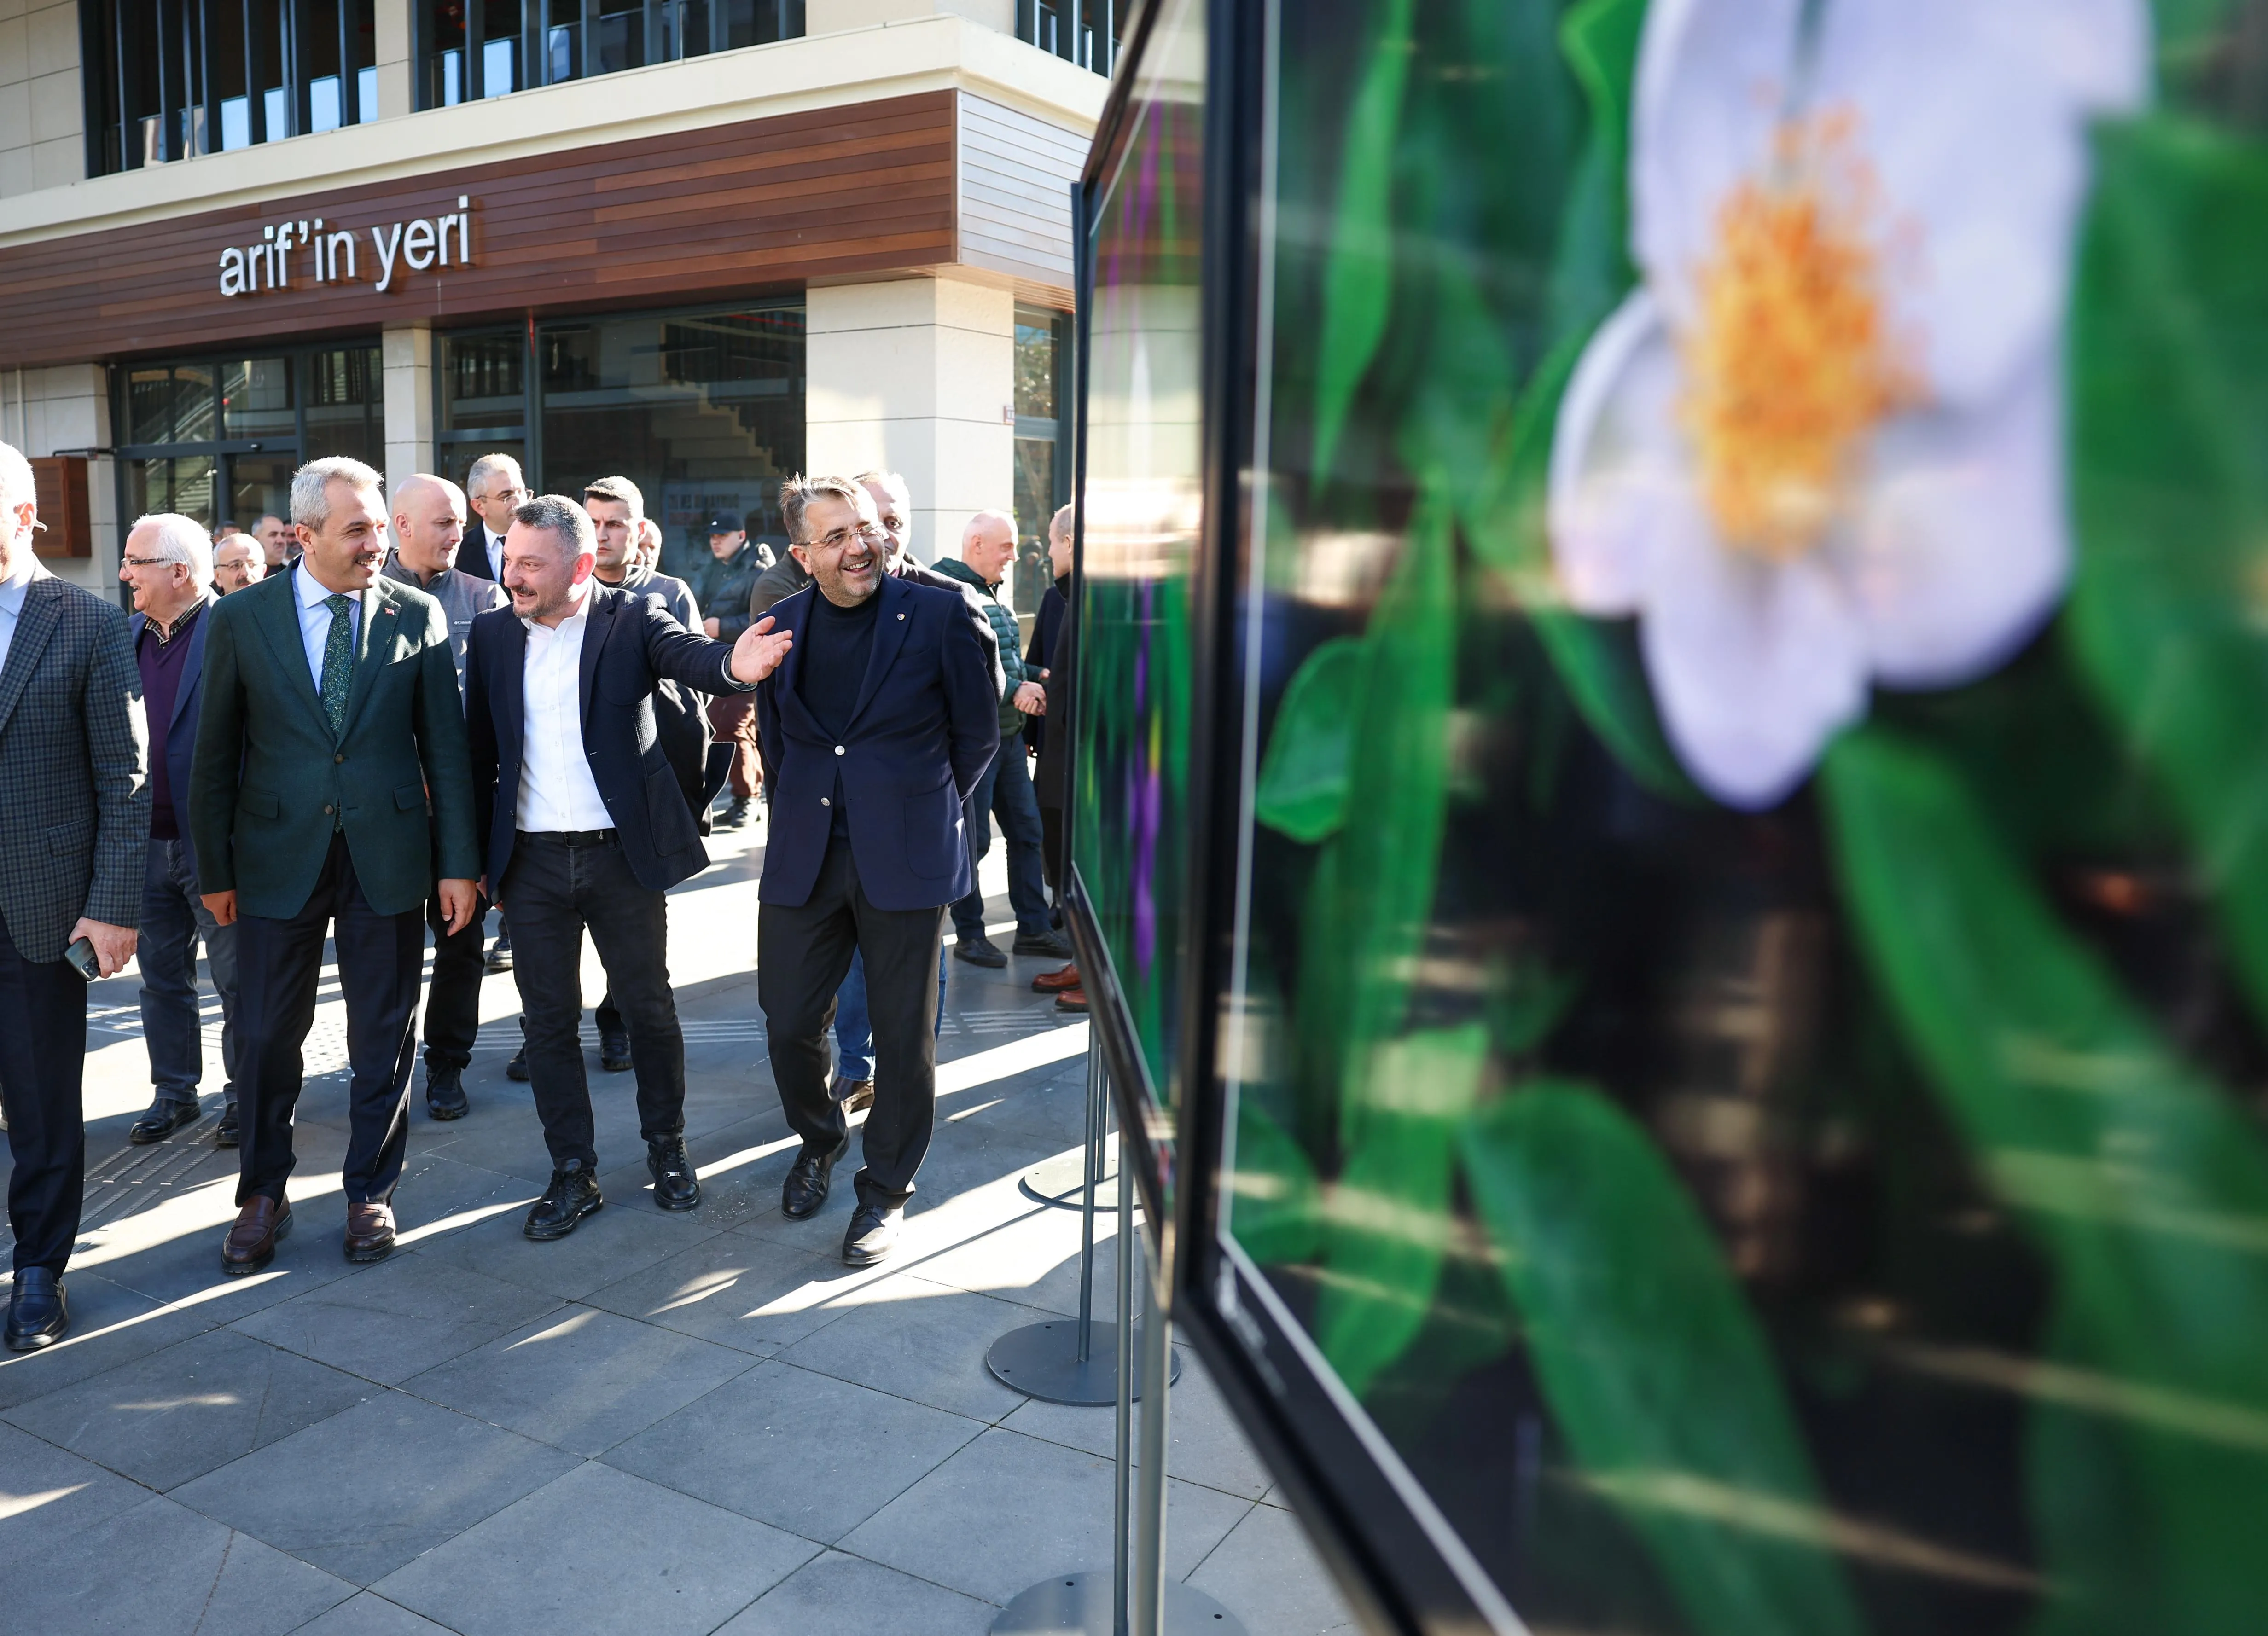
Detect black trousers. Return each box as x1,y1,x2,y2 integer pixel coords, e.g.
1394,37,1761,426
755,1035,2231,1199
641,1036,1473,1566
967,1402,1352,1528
758,837,946,1209
234,833,425,1207
502,832,685,1170
1040,801,1065,897
422,890,489,1072
0,921,90,1275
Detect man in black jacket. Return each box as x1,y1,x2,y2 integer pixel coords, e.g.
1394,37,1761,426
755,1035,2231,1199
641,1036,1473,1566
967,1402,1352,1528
465,495,789,1239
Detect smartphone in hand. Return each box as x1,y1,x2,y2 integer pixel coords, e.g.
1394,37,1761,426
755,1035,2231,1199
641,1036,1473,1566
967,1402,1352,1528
63,937,101,982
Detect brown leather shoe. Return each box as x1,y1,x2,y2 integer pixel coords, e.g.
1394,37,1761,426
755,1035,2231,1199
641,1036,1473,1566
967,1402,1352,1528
1032,963,1081,994
221,1196,291,1276
1053,986,1089,1013
343,1202,397,1264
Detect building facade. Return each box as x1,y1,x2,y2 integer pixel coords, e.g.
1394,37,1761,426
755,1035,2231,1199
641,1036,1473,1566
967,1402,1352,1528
0,0,1112,611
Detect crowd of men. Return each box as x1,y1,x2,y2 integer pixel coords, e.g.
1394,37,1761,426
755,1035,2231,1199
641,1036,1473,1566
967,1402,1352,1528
0,438,1084,1352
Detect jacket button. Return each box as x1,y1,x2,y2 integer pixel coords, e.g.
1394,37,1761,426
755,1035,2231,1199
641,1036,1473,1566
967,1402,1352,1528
834,745,845,756
334,753,345,763
821,797,831,807
323,804,334,815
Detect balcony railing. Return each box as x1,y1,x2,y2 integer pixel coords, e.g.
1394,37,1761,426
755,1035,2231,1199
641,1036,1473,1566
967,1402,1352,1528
1017,0,1118,77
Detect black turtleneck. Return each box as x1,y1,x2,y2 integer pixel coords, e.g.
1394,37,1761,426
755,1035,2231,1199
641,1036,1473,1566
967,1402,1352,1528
799,588,881,835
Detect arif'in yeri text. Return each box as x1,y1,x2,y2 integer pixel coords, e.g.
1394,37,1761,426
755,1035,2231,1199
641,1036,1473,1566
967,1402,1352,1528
219,197,475,297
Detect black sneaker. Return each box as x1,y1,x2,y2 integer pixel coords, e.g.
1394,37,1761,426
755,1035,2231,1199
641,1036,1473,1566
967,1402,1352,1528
599,1028,632,1073
425,1065,470,1121
1011,929,1072,959
215,1102,240,1149
506,1042,530,1082
953,935,1007,969
647,1137,701,1212
485,931,514,974
524,1165,604,1240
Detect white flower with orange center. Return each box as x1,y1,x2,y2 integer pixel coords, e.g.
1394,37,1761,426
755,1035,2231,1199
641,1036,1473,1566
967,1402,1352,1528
1547,0,2146,808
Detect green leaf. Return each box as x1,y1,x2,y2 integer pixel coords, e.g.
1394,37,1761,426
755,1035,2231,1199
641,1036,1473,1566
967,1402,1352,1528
1548,0,1648,345
1225,1097,1324,1267
1315,1024,1490,1399
1309,0,1418,481
1255,636,1366,843
1821,725,2268,1630
1461,1083,1866,1636
2067,115,2268,1033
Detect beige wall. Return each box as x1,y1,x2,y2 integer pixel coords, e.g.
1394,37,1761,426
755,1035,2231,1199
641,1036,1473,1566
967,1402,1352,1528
2,364,119,594
0,0,85,200
381,324,436,499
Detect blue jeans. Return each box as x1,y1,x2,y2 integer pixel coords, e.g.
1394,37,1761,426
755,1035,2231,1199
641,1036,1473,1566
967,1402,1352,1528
139,838,240,1107
951,735,1049,942
833,944,947,1084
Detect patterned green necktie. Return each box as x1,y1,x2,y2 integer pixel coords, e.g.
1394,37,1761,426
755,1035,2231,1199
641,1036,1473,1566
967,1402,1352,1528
320,593,355,739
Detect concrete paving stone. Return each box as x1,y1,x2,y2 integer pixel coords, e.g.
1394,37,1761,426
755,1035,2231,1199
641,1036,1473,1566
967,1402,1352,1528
387,1153,541,1246
0,1418,152,1556
839,1425,1253,1606
73,1188,355,1317
231,1253,563,1387
0,1491,356,1634
411,1185,723,1300
1183,1499,1364,1636
911,1194,1120,1314
714,1549,997,1636
773,1273,1055,1423
3,1326,373,1491
0,1269,247,1411
1000,1343,1273,1503
582,1235,875,1357
171,1391,579,1585
290,1591,462,1634
373,1461,816,1636
403,1304,756,1456
603,1358,985,1542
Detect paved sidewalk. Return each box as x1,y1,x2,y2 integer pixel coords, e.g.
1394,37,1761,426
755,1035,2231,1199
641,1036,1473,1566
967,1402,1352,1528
0,814,1360,1636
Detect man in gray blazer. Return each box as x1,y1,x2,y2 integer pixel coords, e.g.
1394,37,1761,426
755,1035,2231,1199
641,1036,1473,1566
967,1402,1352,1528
0,441,150,1351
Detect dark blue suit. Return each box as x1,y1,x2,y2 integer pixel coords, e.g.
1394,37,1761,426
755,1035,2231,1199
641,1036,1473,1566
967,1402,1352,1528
754,574,1000,1208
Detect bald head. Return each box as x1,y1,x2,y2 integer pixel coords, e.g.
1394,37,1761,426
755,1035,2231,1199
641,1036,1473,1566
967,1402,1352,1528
960,509,1016,587
392,474,468,582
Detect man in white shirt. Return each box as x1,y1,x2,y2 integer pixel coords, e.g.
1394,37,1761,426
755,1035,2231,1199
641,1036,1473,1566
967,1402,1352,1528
458,452,525,585
462,494,789,1240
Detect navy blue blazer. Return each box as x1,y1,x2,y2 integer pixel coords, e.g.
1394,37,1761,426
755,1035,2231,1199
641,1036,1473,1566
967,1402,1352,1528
756,574,1000,911
464,583,752,894
130,598,211,876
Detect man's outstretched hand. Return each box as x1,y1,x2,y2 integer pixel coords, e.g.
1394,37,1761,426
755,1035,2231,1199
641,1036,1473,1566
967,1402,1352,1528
730,615,793,685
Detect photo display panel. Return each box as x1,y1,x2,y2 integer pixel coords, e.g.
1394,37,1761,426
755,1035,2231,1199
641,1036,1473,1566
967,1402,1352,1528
1188,0,2268,1631
1070,0,1207,1227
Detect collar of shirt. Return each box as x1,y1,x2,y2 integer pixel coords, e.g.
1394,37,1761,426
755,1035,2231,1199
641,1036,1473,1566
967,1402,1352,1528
0,566,34,620
292,564,365,694
143,595,208,646
516,576,611,832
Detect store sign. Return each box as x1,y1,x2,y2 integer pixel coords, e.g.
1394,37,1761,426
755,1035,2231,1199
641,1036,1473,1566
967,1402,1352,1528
218,197,476,298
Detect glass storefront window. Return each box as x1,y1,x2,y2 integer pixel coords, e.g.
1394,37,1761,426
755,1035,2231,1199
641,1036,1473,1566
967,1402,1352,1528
220,359,296,441
442,331,528,435
304,345,384,465
419,0,801,108
128,365,221,448
1012,304,1070,620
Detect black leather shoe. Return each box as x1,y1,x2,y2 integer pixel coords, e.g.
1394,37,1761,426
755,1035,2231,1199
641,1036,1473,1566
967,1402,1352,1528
524,1165,604,1240
1012,929,1072,959
717,797,750,831
781,1138,849,1220
215,1102,240,1149
647,1137,701,1212
425,1065,470,1121
842,1202,902,1266
129,1097,199,1144
599,1028,633,1073
5,1269,67,1352
485,931,514,973
506,1042,530,1082
954,935,1007,969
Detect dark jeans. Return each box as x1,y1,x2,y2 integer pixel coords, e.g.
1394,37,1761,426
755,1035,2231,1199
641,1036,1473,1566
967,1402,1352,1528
422,892,489,1073
760,837,946,1208
503,831,686,1170
832,944,948,1084
951,734,1048,941
234,833,424,1207
0,919,89,1275
140,837,239,1107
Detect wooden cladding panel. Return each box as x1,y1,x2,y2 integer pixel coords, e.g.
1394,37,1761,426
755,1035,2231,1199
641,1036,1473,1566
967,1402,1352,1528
29,458,91,558
0,92,958,368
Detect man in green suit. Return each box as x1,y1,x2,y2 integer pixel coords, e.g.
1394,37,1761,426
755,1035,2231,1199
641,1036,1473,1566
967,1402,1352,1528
192,457,481,1274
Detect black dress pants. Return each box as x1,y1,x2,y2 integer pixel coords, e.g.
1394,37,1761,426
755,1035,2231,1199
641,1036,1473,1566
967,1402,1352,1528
758,836,946,1209
502,832,685,1170
234,833,425,1207
422,890,489,1072
0,920,90,1275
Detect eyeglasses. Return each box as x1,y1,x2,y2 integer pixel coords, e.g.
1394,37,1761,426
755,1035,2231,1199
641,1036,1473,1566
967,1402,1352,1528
122,556,181,568
481,486,528,504
808,522,887,554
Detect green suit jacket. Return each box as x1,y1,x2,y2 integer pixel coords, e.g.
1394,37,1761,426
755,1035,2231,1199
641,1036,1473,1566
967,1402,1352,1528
190,565,480,919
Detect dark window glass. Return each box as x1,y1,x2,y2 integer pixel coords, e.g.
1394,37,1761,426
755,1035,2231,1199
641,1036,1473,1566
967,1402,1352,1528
128,455,219,529
418,0,802,104
128,365,220,447
1012,438,1056,620
219,358,296,441
441,331,527,433
304,345,384,464
1015,311,1059,420
226,453,297,531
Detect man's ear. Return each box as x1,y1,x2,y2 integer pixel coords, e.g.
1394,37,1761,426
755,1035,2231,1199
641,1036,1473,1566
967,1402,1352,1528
790,544,810,571
572,551,598,584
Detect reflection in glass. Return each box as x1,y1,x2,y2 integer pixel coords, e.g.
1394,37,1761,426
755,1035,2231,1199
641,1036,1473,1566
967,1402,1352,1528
220,359,295,441
128,366,219,447
442,331,527,433
129,457,218,529
304,346,384,465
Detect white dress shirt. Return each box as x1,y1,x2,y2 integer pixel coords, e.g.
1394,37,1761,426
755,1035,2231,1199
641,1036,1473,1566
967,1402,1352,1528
0,558,40,680
517,582,612,832
292,564,365,696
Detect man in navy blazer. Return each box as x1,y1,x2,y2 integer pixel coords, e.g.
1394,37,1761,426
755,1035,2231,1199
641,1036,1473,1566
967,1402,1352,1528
756,475,999,1265
463,495,789,1240
119,516,242,1149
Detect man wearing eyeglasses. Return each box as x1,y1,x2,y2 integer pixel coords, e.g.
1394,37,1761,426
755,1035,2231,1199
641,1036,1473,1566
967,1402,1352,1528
459,452,526,586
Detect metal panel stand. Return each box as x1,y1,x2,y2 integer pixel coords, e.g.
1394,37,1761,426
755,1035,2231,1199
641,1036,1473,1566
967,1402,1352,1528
989,1047,1176,1405
990,1057,1241,1636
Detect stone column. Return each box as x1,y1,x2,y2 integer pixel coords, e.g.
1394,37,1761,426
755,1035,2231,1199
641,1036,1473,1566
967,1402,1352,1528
381,323,435,495
804,274,1015,569
373,0,414,120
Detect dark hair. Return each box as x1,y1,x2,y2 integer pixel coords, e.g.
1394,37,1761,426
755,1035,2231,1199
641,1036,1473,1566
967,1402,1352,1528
779,474,867,545
513,494,596,558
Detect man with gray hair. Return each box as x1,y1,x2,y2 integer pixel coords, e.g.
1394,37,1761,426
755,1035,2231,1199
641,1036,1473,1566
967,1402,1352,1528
118,514,244,1148
459,452,526,586
194,455,480,1276
213,536,265,595
0,440,148,1351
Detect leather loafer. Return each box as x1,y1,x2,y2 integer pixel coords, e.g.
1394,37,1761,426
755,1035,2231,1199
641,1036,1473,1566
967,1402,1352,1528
344,1202,397,1264
953,935,1008,969
599,1029,633,1073
647,1137,701,1212
782,1137,849,1220
215,1102,240,1148
831,1077,875,1114
842,1201,903,1266
129,1097,199,1144
1053,986,1089,1013
525,1165,604,1240
221,1196,291,1276
1031,963,1081,993
5,1268,68,1352
425,1066,470,1121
